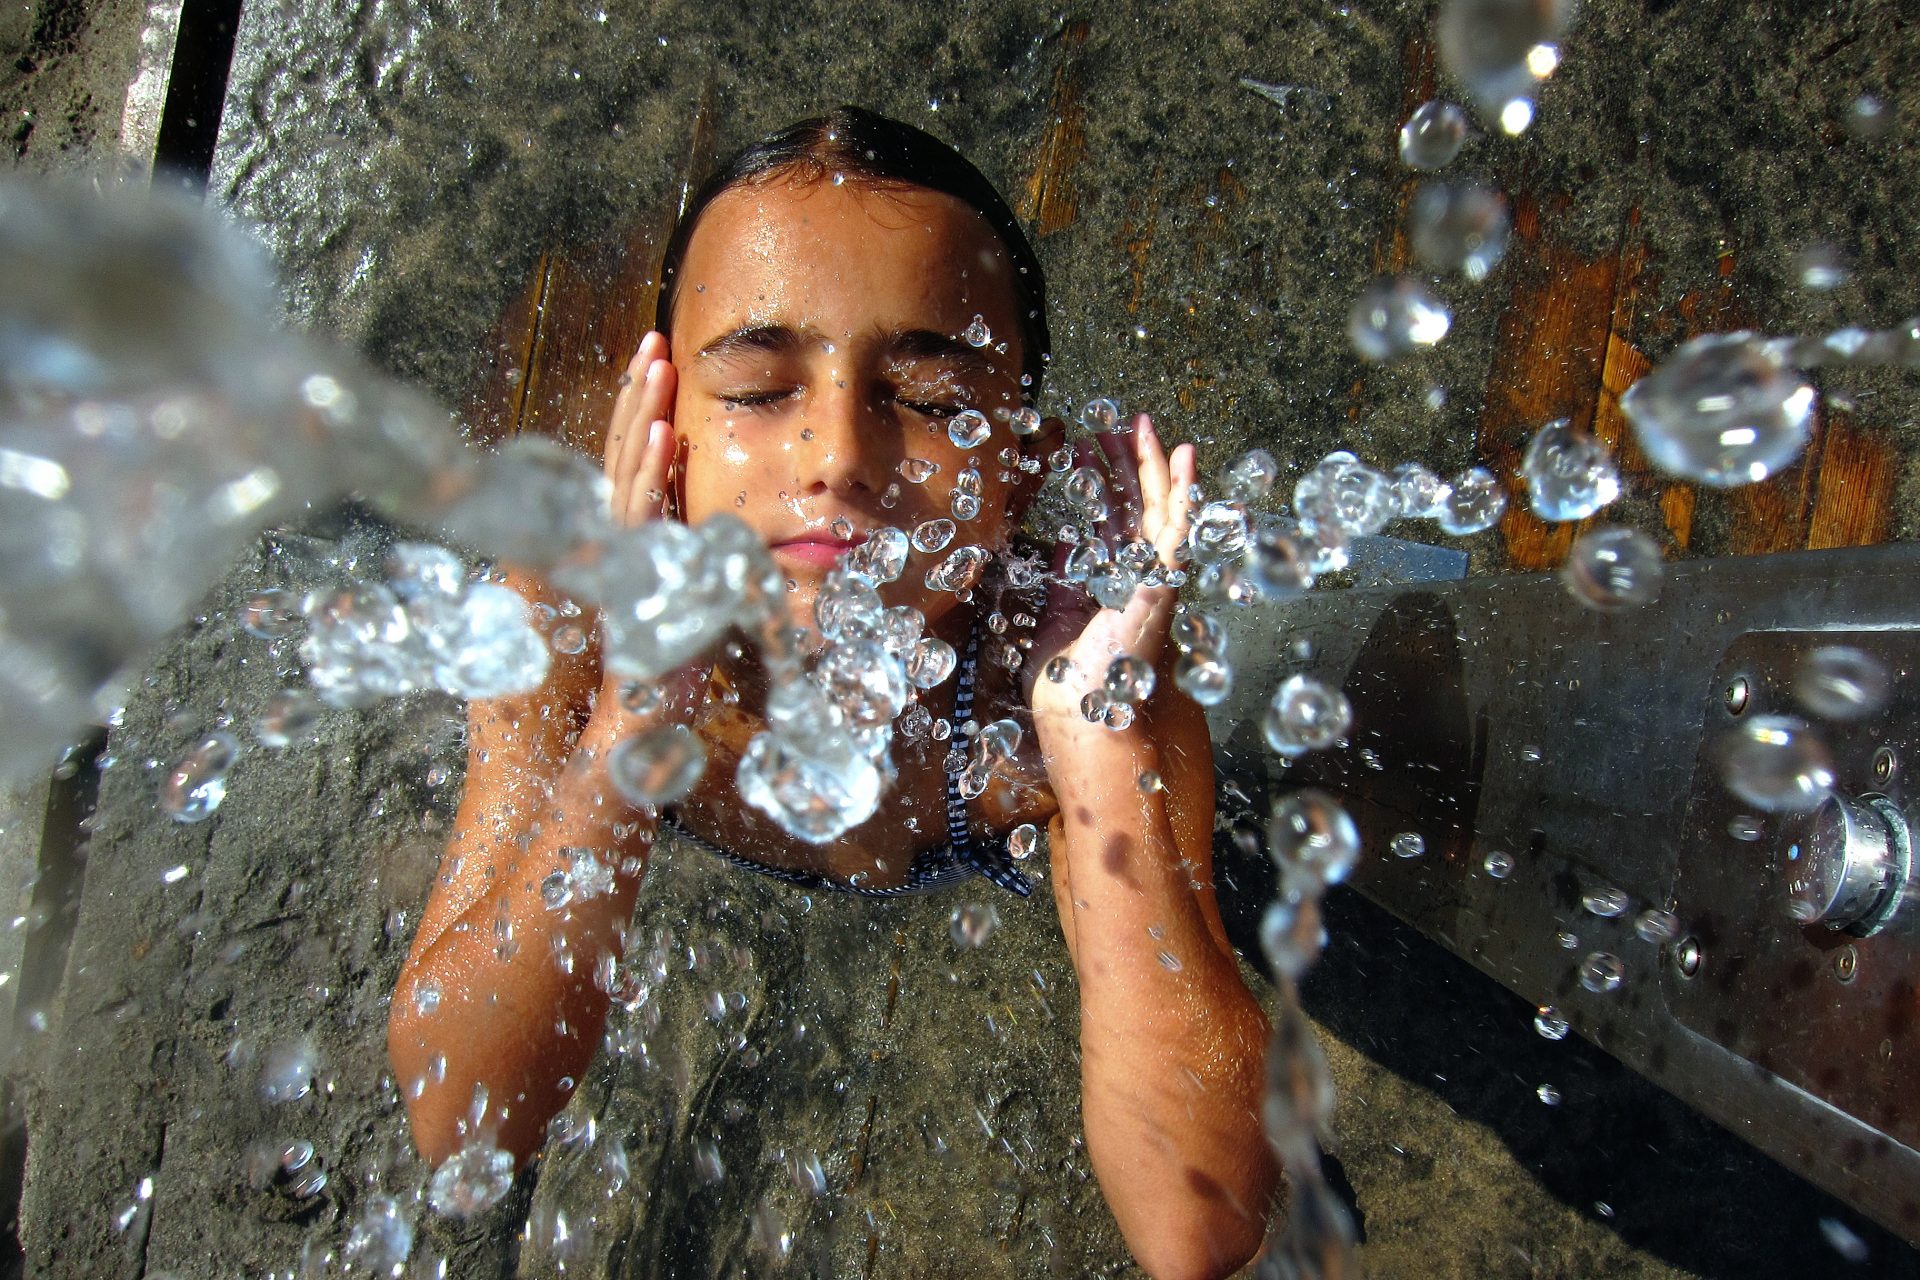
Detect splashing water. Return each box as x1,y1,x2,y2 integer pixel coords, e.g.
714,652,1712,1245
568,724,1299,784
1435,0,1574,134
1410,182,1511,281
1522,418,1621,522
1561,526,1663,612
1620,332,1817,488
1716,715,1835,813
1347,277,1451,362
1398,100,1470,170
1794,646,1890,722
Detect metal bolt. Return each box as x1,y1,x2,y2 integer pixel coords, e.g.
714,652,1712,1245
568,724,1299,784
1675,936,1702,978
1874,747,1897,785
1723,676,1750,716
1835,945,1859,983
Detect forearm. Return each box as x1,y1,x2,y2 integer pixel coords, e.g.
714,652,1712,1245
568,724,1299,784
390,732,648,1165
1041,720,1274,1279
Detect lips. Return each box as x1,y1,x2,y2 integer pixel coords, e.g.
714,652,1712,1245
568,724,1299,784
771,532,866,568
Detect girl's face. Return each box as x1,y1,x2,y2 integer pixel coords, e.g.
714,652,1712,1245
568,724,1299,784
670,176,1036,639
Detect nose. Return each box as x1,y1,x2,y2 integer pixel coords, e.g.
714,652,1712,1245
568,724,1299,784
793,379,893,503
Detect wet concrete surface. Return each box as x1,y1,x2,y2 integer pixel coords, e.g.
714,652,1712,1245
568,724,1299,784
6,0,1920,1276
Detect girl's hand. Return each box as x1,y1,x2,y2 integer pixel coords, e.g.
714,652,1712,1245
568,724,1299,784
1023,412,1198,730
584,333,710,745
603,330,681,528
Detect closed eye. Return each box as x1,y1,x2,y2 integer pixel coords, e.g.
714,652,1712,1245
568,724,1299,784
719,388,796,410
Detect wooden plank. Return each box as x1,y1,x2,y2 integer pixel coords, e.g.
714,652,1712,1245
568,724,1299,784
464,86,718,453
1019,19,1091,238
1806,409,1898,550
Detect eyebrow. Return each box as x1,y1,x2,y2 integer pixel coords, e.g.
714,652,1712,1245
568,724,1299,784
693,322,997,378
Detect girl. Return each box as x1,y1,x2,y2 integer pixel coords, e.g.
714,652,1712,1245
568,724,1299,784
390,107,1277,1279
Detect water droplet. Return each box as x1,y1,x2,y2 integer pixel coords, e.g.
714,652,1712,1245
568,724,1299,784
1294,453,1397,538
962,315,992,347
1794,645,1889,721
1064,466,1108,519
259,1035,319,1103
1717,714,1834,812
343,1195,415,1274
252,689,321,748
241,587,302,639
428,1142,516,1217
1188,502,1250,564
1390,831,1426,859
1621,332,1816,488
911,517,957,554
1411,182,1510,280
1727,814,1764,841
1562,526,1663,611
1582,886,1629,919
1633,908,1680,944
608,724,707,805
1269,790,1362,887
947,409,991,451
1436,466,1507,535
906,637,957,689
551,622,587,655
1079,398,1123,433
1156,949,1183,972
1043,655,1075,684
1220,448,1279,502
950,902,999,948
1578,951,1624,993
1008,822,1038,860
1845,93,1893,141
1820,1216,1871,1263
1522,418,1621,521
1399,99,1469,170
1104,655,1155,704
1794,241,1849,291
1389,462,1448,520
1536,1082,1562,1106
160,732,239,823
1436,0,1572,130
1348,277,1451,362
1263,674,1353,757
1533,1006,1570,1040
1483,849,1514,878
899,457,939,484
1175,652,1233,706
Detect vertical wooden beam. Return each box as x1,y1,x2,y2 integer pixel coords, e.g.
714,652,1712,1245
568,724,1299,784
1020,20,1091,238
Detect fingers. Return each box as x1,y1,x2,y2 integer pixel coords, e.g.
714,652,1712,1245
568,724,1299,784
1158,442,1198,569
1134,414,1171,543
1095,418,1144,541
606,333,681,527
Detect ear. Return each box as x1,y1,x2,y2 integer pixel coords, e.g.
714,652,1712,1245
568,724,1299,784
1008,415,1067,524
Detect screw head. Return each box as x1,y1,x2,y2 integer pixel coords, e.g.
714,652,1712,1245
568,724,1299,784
1874,747,1897,785
1835,945,1859,983
1724,676,1750,716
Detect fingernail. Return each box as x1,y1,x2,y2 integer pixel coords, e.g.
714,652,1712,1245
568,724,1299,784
1136,414,1156,438
644,358,666,385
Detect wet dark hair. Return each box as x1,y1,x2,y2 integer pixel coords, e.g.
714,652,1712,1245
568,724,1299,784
655,106,1051,396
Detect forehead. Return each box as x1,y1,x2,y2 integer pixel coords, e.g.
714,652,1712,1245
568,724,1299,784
673,178,1017,337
